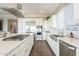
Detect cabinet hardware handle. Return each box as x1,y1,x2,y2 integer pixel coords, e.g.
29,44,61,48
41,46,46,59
13,54,16,56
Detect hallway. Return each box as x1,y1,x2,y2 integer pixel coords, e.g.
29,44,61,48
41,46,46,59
30,40,55,56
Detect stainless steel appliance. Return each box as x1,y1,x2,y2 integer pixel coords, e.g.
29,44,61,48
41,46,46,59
59,40,76,56
36,26,42,40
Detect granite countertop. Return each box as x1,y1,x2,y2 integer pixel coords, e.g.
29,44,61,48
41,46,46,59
50,35,79,49
0,41,20,56
0,34,19,41
0,33,32,56
57,37,79,49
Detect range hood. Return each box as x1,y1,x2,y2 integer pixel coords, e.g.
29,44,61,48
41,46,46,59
1,8,24,18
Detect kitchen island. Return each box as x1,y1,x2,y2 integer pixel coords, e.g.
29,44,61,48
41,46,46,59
0,33,34,56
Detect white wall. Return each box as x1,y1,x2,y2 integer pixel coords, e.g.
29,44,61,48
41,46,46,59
47,15,53,32
51,15,59,35
0,14,17,32
52,15,57,28
43,18,49,31
17,18,44,34
3,17,8,32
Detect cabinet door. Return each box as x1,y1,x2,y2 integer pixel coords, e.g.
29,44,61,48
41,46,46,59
7,34,34,56
47,34,59,56
47,36,52,48
24,42,32,56
16,42,28,56
7,47,21,56
23,43,30,56
76,48,79,56
7,39,29,56
23,35,34,56
52,40,57,55
17,35,34,56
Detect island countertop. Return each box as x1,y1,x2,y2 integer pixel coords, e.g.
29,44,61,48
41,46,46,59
0,41,20,56
0,33,33,56
57,37,79,49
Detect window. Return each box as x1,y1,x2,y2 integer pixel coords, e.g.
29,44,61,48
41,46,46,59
25,21,36,32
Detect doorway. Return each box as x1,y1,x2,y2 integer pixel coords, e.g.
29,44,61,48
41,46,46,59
0,20,3,31
36,26,43,40
8,19,18,33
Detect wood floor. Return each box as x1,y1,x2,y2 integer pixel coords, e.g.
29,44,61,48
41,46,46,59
30,40,55,56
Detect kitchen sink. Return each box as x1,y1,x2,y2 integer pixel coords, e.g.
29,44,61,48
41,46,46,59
3,35,29,41
50,35,64,42
50,35,57,41
52,35,64,37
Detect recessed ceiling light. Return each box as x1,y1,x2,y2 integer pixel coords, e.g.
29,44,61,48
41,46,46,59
40,10,44,13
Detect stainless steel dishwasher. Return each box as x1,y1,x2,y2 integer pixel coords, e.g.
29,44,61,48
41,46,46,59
59,40,76,56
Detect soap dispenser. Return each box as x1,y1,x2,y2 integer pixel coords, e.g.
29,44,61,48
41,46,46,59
70,32,74,38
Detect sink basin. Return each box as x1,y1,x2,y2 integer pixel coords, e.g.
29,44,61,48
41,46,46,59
3,35,29,41
50,35,64,42
52,35,64,37
50,35,57,41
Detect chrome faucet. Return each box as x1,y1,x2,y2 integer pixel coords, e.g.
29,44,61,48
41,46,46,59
58,31,64,36
3,33,7,38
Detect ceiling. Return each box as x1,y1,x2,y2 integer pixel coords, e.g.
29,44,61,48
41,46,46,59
21,3,60,17
0,3,66,18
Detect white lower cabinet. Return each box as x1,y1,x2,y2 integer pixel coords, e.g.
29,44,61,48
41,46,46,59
76,48,79,56
53,40,59,56
7,34,34,56
47,34,59,56
47,34,79,56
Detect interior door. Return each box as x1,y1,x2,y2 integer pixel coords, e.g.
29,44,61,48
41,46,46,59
0,20,3,31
